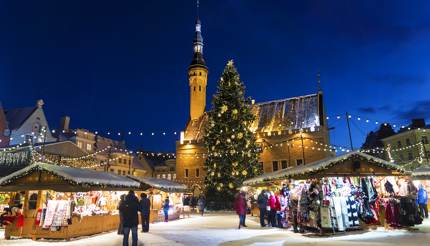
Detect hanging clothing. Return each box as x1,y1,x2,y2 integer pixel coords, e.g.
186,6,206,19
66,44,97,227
332,197,345,231
346,195,359,227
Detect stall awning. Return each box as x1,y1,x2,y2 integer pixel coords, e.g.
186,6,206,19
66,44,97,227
0,162,140,191
244,151,409,186
412,167,430,180
127,176,188,193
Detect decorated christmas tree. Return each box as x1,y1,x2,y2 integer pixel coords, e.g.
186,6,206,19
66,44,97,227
203,60,261,209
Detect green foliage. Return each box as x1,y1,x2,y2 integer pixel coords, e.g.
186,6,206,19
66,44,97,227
203,60,261,210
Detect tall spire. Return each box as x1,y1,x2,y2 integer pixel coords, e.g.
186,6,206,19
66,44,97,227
190,0,206,68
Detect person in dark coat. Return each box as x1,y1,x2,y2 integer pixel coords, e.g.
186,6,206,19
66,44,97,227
257,190,268,227
197,195,206,216
139,193,151,232
117,194,126,235
163,197,170,222
234,191,247,229
119,191,140,246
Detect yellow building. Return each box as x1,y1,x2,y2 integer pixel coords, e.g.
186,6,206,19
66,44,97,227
381,119,430,167
175,14,333,194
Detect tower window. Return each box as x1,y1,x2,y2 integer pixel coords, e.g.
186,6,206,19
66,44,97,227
196,168,200,177
185,169,189,178
272,161,278,172
199,72,202,76
199,86,201,91
193,86,196,91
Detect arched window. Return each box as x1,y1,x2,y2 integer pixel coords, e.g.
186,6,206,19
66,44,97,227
193,86,196,91
199,86,201,91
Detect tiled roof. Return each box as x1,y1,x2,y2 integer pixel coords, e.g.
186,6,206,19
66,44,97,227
251,94,321,132
4,107,37,130
183,93,322,142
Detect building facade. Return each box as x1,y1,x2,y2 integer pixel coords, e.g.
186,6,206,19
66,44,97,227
2,99,55,146
381,119,430,166
175,14,332,193
54,116,150,177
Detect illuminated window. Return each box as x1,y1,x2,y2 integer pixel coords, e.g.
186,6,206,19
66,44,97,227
86,143,92,151
272,161,278,171
173,174,176,180
185,169,189,178
167,173,171,180
77,141,82,148
281,160,288,169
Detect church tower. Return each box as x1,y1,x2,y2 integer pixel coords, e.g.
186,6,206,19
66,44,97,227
188,2,208,120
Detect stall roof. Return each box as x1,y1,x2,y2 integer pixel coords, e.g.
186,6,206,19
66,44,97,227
127,176,188,192
243,151,408,186
412,167,430,180
0,162,140,191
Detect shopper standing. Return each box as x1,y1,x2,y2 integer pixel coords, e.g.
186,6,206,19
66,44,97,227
268,191,276,227
257,190,268,227
163,196,170,222
117,194,126,235
234,191,247,229
119,191,140,246
139,193,151,232
197,195,206,216
417,184,429,218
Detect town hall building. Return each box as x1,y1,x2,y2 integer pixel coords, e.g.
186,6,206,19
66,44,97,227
176,13,333,194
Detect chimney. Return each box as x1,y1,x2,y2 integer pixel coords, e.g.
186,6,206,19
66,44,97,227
36,99,44,108
411,119,425,129
60,116,70,131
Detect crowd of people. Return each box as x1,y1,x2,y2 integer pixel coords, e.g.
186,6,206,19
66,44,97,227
247,178,429,233
117,191,152,246
117,191,207,246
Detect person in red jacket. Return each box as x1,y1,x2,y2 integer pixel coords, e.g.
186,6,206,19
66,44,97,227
234,191,247,229
267,191,277,227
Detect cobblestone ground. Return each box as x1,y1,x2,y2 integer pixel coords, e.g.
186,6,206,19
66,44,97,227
1,213,429,246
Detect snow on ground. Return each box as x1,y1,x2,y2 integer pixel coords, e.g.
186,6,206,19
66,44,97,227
1,213,429,246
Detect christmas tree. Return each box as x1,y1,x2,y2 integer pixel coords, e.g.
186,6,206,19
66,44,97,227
203,60,261,209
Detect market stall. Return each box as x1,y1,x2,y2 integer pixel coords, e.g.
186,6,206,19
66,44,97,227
243,151,419,233
0,162,140,240
127,176,188,222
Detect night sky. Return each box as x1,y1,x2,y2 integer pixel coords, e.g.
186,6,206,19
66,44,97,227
1,0,430,152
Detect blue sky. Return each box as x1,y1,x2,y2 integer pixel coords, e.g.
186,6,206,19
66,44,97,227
1,0,429,151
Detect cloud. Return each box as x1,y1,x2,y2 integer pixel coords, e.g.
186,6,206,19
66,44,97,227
358,105,392,114
396,100,430,120
358,107,376,113
370,74,427,86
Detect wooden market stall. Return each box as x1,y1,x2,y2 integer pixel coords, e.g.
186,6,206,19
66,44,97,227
127,176,188,222
243,151,414,233
0,162,140,240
